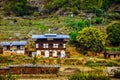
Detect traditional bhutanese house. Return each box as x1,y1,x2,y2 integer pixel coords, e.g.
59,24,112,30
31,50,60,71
32,34,70,58
103,51,120,59
0,41,27,54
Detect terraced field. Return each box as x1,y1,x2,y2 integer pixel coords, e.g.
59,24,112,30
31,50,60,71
0,17,75,40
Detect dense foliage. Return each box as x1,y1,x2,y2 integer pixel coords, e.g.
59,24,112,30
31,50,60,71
4,0,30,16
2,0,120,16
69,31,78,44
77,27,106,52
44,0,119,15
106,21,120,46
64,18,90,31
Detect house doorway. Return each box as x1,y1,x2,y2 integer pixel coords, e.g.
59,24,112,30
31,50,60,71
45,50,49,57
61,50,65,58
53,50,57,57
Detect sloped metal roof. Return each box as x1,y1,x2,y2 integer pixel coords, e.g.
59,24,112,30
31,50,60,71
0,41,27,46
32,34,70,39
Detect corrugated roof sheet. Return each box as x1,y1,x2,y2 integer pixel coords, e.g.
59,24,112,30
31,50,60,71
0,41,27,46
32,34,70,39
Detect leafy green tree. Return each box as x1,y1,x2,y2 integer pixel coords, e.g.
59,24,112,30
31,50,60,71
106,21,120,46
69,31,78,44
77,27,106,52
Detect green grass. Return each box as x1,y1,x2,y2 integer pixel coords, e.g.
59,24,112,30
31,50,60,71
0,17,75,40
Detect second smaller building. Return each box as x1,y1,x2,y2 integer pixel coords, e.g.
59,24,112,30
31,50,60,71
0,41,27,54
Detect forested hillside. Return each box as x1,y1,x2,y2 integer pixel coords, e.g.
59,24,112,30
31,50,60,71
0,0,120,17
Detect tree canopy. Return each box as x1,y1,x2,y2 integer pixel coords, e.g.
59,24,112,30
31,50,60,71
4,0,30,16
76,27,106,52
106,21,120,46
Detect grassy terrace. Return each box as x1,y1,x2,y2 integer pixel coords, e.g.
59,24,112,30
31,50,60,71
0,54,120,67
0,54,120,79
0,17,76,40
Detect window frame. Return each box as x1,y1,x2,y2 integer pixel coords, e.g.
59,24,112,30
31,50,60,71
43,43,49,48
53,44,59,48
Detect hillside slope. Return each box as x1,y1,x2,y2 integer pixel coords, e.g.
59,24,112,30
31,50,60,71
0,0,120,17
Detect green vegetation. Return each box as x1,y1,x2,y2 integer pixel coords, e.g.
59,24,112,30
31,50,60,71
104,47,120,51
85,60,120,67
68,72,111,80
4,0,30,16
77,27,106,52
44,0,119,15
0,0,120,79
32,54,37,65
106,21,120,46
0,74,17,80
69,31,78,44
64,18,90,31
1,0,119,17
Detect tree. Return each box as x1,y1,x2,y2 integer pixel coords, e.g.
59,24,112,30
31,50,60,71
76,27,106,52
106,21,120,46
4,0,30,16
69,31,78,44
